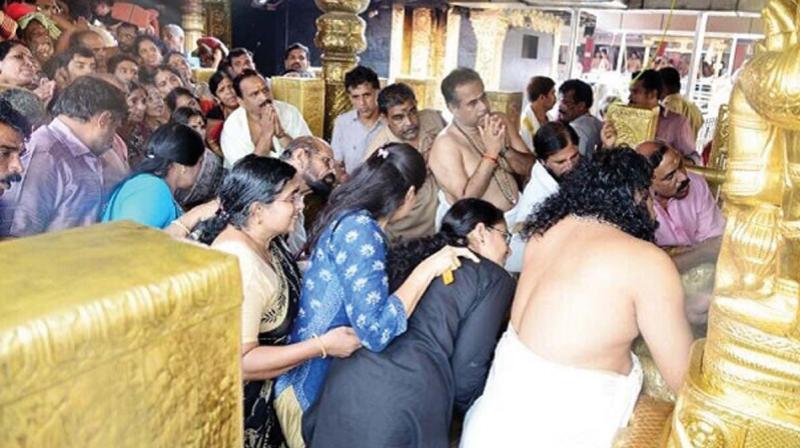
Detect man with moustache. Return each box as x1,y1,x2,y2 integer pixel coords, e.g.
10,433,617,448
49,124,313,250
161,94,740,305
0,100,31,199
365,82,446,241
636,140,724,250
220,69,311,167
283,42,312,78
4,77,126,237
279,136,338,254
636,140,725,323
556,79,602,159
429,68,533,225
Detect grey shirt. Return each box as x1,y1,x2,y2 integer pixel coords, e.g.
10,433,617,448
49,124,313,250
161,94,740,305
330,109,384,174
570,113,603,159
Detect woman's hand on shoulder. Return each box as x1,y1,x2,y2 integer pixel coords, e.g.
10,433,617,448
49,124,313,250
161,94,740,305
321,326,362,358
423,245,480,278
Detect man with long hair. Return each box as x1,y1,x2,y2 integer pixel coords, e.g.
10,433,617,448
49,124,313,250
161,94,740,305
461,148,692,447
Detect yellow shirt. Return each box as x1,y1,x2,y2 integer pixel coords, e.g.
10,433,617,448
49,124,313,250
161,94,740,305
663,93,704,139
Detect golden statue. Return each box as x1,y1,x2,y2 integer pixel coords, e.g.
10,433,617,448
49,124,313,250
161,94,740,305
666,0,800,445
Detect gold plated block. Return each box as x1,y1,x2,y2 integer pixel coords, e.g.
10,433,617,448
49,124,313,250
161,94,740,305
0,222,243,447
271,76,326,138
605,104,659,149
486,91,523,132
394,76,438,110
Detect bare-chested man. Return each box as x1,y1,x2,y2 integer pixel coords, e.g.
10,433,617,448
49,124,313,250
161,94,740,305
429,68,533,224
365,82,445,241
461,148,692,448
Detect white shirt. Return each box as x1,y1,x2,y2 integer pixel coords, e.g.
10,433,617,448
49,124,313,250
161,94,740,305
520,106,543,152
504,162,560,272
220,100,311,168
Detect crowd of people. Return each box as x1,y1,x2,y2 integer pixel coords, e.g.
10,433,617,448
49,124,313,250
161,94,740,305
0,1,728,447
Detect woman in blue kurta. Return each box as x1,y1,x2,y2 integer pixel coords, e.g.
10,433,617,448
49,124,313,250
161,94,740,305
102,123,204,230
274,143,479,448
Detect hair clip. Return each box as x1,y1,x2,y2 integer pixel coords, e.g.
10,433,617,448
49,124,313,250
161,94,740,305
377,147,389,159
145,153,156,159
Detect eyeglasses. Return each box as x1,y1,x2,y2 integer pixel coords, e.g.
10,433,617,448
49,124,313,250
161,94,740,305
275,192,305,206
488,226,512,244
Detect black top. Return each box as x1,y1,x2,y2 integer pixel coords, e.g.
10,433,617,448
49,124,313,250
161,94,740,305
302,258,515,448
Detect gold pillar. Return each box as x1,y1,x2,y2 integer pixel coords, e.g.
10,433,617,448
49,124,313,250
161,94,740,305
315,0,369,139
444,7,461,76
182,0,205,53
205,0,232,47
470,10,508,91
410,8,433,78
271,77,326,138
388,4,405,81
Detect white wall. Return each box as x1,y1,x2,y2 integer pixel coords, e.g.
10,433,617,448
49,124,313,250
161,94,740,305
499,27,555,93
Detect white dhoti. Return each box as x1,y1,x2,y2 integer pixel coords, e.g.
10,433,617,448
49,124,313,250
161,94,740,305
460,328,643,448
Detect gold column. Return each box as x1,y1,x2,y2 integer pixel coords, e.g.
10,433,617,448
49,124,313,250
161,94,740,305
388,4,405,81
470,10,508,91
205,0,232,47
315,0,369,139
444,7,461,76
410,8,433,78
182,0,205,53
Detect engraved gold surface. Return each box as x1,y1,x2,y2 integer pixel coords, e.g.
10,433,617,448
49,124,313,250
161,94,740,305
410,8,433,78
605,104,659,149
0,222,243,447
665,1,800,445
688,104,730,190
486,91,523,133
272,76,326,138
204,0,231,48
315,0,369,138
394,76,437,110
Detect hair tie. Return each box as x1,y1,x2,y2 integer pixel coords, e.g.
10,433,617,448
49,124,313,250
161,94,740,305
217,208,231,222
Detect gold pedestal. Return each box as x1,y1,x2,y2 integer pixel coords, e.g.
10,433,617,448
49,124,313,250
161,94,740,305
486,90,523,132
0,222,243,447
394,76,437,110
271,77,326,138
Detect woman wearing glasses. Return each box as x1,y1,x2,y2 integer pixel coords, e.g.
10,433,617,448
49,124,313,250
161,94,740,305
193,155,362,448
302,198,515,448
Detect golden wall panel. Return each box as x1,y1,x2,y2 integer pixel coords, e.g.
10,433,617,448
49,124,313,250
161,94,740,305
395,76,437,110
0,222,243,447
271,76,326,138
487,91,523,132
605,104,659,149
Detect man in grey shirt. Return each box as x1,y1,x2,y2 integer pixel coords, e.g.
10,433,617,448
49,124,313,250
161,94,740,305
557,79,602,159
330,66,383,174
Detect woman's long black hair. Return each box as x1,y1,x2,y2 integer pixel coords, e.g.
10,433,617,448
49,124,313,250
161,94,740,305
386,198,504,290
522,147,657,242
130,123,205,178
192,154,297,244
306,142,426,252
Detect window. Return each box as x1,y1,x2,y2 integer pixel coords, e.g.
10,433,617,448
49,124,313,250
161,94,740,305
522,35,539,59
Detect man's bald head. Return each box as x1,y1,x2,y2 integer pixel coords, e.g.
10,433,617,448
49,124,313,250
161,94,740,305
281,136,335,188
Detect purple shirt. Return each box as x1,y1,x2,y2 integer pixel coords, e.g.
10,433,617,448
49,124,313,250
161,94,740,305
654,171,725,247
656,108,699,163
6,118,105,237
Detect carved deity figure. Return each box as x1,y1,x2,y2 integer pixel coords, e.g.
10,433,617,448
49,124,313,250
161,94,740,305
667,0,800,446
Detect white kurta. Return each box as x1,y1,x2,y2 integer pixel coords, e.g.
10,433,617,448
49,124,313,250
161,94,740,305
220,100,311,168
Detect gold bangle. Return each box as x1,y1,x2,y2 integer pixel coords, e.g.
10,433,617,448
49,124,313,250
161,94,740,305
171,219,191,235
312,333,327,359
